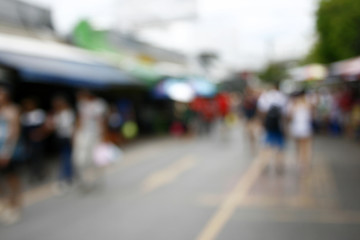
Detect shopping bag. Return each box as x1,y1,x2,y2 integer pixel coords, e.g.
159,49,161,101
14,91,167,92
93,142,123,167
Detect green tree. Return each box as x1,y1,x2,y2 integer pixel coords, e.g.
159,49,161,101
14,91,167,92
306,0,360,63
258,62,289,85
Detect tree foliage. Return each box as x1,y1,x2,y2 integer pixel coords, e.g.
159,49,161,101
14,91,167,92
258,62,289,85
306,0,360,63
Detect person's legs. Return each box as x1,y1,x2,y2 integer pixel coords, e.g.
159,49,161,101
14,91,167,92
295,138,301,163
75,132,103,192
302,137,312,169
4,162,21,207
264,131,285,173
6,173,21,209
275,148,285,173
263,147,275,175
0,172,7,213
28,142,45,182
60,139,73,184
0,163,22,224
298,139,305,166
274,132,285,173
246,120,256,153
297,137,312,172
73,131,91,186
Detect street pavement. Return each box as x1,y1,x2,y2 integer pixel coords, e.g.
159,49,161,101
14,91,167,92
1,122,360,240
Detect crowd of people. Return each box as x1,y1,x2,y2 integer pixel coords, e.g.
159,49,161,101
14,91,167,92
241,83,360,173
169,93,235,137
0,84,236,225
311,86,360,139
1,78,359,225
0,84,125,225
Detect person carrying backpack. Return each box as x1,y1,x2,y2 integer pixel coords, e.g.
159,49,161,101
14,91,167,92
257,84,288,170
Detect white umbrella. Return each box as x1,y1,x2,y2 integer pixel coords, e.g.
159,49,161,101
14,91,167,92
167,82,195,102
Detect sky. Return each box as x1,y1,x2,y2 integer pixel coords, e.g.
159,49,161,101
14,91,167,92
23,0,318,70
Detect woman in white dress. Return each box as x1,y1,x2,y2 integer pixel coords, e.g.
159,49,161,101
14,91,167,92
73,90,107,190
287,90,313,170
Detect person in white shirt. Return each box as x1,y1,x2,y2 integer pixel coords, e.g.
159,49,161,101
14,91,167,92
21,98,47,182
257,84,288,172
50,96,75,188
257,84,288,149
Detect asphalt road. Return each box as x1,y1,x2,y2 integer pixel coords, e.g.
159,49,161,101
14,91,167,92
1,123,360,240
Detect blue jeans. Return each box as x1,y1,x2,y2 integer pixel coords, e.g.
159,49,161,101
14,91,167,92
264,131,285,150
59,138,73,183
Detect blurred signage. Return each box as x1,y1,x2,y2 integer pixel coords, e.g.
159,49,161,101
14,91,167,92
137,54,156,65
107,32,187,64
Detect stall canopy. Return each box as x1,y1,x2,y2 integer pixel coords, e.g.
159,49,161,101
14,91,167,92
329,56,360,81
289,64,327,82
0,33,141,88
188,77,217,97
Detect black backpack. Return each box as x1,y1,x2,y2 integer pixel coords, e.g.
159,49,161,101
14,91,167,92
264,105,282,133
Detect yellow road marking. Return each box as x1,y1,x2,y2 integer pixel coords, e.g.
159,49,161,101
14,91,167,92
196,194,360,225
275,210,360,224
196,151,269,240
238,194,317,209
234,208,360,225
141,155,197,193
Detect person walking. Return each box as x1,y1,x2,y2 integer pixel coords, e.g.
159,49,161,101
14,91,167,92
241,88,259,153
257,84,288,171
73,90,107,191
287,90,313,171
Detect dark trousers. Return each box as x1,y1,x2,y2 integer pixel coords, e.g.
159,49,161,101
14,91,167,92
58,138,73,183
27,141,44,181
